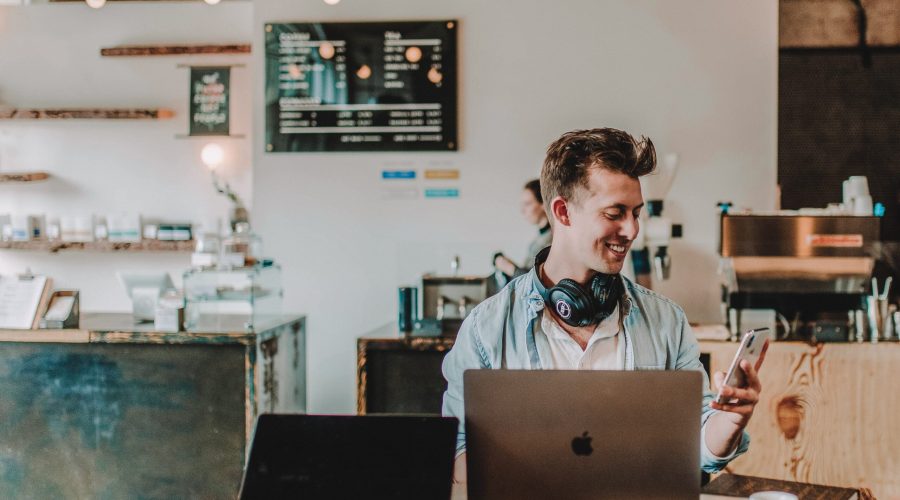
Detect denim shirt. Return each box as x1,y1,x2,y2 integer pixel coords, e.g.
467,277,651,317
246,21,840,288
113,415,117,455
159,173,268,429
441,267,750,473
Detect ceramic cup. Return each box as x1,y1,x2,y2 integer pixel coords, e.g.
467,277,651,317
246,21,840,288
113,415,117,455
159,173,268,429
749,492,799,500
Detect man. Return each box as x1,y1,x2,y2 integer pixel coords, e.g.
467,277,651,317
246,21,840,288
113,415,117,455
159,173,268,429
442,128,767,483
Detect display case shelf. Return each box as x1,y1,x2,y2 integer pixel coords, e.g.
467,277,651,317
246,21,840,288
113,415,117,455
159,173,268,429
0,108,174,120
100,44,251,57
0,172,50,183
0,240,194,253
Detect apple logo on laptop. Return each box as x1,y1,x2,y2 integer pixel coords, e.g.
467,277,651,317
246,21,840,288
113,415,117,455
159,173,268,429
571,431,593,456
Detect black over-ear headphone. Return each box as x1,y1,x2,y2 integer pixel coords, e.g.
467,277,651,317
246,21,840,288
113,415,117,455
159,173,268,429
532,247,624,328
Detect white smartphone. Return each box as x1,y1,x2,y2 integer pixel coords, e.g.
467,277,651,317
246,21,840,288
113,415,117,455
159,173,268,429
714,328,769,405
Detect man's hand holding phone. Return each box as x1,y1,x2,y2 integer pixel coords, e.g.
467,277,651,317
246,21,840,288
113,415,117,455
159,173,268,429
710,330,770,429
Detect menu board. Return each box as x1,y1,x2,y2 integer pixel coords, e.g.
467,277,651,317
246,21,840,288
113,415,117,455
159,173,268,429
264,21,457,152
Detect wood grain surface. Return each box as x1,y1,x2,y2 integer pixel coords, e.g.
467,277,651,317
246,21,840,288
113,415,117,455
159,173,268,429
0,239,194,253
0,171,50,183
699,341,900,499
781,0,900,47
100,44,251,56
0,108,174,120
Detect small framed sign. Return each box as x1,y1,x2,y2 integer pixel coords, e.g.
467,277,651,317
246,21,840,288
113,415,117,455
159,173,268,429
190,66,230,136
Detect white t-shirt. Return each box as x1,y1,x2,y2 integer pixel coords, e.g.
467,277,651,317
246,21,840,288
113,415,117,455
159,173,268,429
534,306,625,370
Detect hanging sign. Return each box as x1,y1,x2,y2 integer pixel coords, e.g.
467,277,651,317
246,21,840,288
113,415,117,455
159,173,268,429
190,66,230,136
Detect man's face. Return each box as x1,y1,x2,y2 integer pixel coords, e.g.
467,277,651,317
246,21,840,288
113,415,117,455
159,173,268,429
520,189,546,226
565,167,644,274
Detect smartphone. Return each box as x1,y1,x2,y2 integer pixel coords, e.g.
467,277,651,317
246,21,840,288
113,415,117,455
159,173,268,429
715,328,769,404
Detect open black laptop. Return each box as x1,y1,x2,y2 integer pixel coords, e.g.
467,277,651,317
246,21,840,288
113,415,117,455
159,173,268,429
239,414,458,500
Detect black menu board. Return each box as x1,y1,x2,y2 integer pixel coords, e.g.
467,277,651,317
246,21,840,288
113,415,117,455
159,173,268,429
264,21,457,152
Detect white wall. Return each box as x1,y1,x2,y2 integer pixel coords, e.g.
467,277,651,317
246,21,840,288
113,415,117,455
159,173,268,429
0,3,252,310
252,0,779,413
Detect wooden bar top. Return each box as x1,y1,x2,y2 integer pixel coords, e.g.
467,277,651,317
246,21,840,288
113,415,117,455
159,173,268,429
0,313,304,345
703,473,868,499
450,474,866,499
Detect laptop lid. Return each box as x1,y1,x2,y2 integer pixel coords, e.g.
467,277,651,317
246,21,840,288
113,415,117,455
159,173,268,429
464,370,702,500
239,414,458,500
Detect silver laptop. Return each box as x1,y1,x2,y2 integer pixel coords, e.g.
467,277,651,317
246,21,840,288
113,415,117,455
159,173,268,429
464,370,702,500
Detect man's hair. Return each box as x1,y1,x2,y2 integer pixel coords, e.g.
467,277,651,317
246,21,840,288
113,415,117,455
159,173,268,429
523,179,542,204
540,128,656,215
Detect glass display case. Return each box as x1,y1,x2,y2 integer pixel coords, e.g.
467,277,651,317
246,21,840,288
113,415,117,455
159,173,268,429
183,264,282,332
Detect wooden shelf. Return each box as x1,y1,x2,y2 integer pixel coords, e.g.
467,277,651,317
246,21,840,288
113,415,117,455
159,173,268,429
0,240,194,253
0,172,50,183
0,108,174,120
101,44,251,57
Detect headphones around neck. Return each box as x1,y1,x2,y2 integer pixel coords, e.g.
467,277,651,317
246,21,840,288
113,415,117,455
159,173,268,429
532,247,624,328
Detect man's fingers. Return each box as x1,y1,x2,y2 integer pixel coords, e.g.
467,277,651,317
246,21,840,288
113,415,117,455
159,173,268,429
713,371,725,389
710,401,755,416
741,360,762,393
725,386,759,404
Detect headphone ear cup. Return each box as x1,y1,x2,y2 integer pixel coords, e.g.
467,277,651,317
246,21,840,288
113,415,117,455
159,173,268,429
590,273,623,317
549,279,596,327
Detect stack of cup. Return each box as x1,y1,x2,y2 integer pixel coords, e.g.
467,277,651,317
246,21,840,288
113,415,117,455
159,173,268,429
843,176,873,216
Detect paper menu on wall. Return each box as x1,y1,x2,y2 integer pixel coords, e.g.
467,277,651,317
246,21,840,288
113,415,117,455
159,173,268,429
0,274,50,329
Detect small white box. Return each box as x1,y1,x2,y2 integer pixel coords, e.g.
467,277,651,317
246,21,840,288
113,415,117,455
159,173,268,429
10,215,32,241
107,213,142,242
60,215,94,243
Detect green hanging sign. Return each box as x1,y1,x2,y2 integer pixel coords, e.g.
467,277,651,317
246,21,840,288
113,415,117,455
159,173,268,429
189,66,230,136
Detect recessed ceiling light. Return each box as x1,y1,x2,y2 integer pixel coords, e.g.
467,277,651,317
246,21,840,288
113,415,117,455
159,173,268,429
85,0,106,9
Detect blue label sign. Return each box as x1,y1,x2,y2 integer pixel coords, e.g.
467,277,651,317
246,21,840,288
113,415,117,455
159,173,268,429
425,188,459,198
382,170,417,180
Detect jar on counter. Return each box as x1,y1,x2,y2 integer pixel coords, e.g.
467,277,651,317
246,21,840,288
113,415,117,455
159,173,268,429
221,222,262,268
192,222,221,269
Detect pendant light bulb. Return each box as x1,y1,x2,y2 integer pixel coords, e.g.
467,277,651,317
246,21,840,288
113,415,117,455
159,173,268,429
85,0,106,9
201,143,225,171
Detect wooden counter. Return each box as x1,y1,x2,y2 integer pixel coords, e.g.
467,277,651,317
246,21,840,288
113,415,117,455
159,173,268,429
0,313,306,498
699,340,899,499
357,327,897,498
357,323,454,415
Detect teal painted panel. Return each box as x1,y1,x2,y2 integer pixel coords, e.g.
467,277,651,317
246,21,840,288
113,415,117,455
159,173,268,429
0,343,246,499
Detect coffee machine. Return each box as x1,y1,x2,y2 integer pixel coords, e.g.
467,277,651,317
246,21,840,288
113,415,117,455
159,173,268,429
719,210,880,341
418,274,489,336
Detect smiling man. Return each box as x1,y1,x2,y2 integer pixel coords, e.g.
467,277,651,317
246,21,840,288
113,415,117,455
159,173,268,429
442,128,766,483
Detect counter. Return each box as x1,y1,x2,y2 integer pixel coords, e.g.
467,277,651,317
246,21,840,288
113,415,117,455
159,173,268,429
0,313,306,498
357,325,897,498
700,340,898,499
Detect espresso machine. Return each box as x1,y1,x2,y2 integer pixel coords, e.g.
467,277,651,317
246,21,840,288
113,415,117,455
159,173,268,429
418,274,489,336
719,210,880,342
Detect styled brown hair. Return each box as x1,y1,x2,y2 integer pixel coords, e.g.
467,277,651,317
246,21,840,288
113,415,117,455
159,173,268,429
540,128,656,215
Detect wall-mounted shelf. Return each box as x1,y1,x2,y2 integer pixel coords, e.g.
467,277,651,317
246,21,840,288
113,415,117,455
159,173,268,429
0,240,194,253
0,172,50,183
0,109,174,120
101,44,251,57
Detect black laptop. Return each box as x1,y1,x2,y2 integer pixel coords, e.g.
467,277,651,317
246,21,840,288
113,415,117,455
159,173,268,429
239,414,458,500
